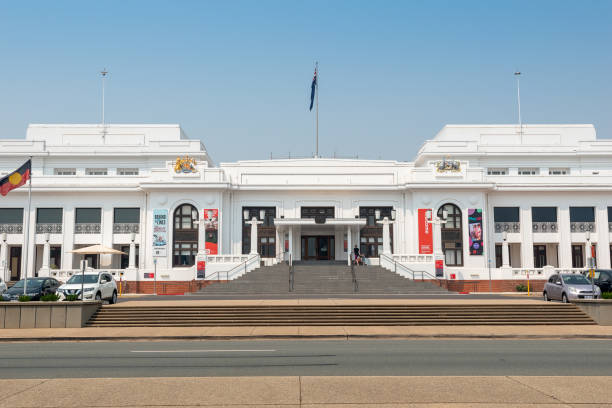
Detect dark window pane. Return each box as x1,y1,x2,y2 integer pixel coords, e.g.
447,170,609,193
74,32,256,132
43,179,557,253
532,207,557,222
570,207,595,222
0,208,23,223
494,207,519,222
37,208,62,224
609,207,612,221
75,208,101,223
114,208,140,223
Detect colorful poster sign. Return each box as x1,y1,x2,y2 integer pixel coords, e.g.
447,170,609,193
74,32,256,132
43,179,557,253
468,208,483,255
204,208,218,255
435,259,444,278
196,260,206,279
152,209,168,257
418,209,433,254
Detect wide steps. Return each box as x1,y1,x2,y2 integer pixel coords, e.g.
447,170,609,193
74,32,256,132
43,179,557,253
87,304,596,327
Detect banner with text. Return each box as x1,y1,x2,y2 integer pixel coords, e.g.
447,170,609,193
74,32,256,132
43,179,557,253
204,208,219,255
418,208,433,254
153,209,168,257
468,208,483,255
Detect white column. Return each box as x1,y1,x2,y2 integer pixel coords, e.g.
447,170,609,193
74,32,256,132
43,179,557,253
433,221,443,258
197,211,206,255
382,217,391,255
502,240,510,268
347,225,352,265
129,241,136,269
288,226,293,262
42,237,50,270
0,234,8,282
250,218,258,254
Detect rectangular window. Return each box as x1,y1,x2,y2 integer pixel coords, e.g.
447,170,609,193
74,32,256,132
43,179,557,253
493,207,519,222
75,208,101,223
36,208,62,224
113,208,140,223
54,168,76,176
570,207,595,222
518,168,539,175
608,207,612,222
0,208,23,224
85,168,108,176
549,168,569,175
532,207,557,222
301,207,335,219
487,168,508,175
495,244,503,268
117,168,139,176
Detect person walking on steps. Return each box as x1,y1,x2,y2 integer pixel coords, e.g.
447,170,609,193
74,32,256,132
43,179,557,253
353,245,363,265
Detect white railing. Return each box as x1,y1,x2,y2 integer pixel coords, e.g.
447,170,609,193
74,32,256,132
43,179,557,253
380,253,437,281
204,254,260,281
206,255,250,264
44,268,127,282
391,254,434,263
510,267,586,280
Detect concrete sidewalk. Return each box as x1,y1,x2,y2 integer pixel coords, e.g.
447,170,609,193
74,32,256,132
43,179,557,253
2,324,612,342
1,376,610,407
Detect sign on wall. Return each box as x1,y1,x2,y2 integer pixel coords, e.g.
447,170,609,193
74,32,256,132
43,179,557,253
468,208,483,255
418,209,433,254
204,208,218,255
152,209,168,257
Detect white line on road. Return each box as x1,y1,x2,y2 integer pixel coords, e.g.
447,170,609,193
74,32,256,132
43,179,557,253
130,349,276,353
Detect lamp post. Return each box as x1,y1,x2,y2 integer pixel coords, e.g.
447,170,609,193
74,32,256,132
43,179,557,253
501,231,510,268
128,232,136,269
244,210,264,255
427,209,447,278
41,233,51,273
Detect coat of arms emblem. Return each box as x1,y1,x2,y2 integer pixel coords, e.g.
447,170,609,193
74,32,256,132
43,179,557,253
174,156,197,173
434,158,461,172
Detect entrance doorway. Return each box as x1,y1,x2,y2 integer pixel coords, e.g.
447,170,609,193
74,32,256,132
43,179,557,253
9,246,21,281
301,236,335,260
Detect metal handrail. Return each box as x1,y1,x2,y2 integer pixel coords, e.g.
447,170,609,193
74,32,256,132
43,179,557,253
205,259,249,281
350,262,358,292
381,253,439,283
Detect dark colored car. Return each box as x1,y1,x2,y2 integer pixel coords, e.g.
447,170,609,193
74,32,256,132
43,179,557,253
2,278,61,301
587,269,612,293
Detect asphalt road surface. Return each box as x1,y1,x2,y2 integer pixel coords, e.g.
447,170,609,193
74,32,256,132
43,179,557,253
1,339,610,378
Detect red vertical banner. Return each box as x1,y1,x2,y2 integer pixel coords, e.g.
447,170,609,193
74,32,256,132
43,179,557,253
418,209,433,254
204,209,218,255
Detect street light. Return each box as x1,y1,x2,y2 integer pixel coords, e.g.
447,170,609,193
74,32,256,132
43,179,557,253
375,209,381,220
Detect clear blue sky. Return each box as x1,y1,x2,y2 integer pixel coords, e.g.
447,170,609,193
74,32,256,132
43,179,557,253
0,1,610,163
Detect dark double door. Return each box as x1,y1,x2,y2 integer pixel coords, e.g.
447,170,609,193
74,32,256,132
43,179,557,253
301,236,335,261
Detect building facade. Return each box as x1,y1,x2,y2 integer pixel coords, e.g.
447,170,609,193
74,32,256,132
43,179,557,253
1,123,611,292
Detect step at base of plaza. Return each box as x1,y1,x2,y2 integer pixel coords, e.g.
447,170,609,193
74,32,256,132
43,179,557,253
87,304,595,327
195,264,450,295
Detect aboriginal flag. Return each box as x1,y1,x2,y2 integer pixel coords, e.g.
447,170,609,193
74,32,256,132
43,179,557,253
0,160,31,196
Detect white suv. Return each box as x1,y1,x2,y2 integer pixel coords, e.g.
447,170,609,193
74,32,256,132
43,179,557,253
58,272,118,304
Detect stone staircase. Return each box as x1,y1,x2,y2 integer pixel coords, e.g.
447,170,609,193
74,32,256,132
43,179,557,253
195,262,449,296
87,304,597,327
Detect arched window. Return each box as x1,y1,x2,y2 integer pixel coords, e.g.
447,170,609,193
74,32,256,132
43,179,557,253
438,203,463,266
173,204,198,267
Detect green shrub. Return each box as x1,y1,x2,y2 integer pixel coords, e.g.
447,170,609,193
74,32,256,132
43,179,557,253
40,294,60,302
65,294,80,301
515,284,527,292
602,292,612,300
18,295,31,302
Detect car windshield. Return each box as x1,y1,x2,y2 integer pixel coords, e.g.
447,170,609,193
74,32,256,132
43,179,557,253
12,279,45,289
66,275,99,284
561,274,591,285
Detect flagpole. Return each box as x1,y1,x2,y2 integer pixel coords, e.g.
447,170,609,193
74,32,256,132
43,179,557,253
22,156,33,296
315,61,319,158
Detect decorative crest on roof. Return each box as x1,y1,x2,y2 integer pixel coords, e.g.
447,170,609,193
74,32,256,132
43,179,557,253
434,158,461,173
174,156,197,173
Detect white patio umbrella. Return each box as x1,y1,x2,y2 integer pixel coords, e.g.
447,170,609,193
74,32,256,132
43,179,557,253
69,245,127,300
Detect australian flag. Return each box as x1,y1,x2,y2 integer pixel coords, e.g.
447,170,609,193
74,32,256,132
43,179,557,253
309,67,317,111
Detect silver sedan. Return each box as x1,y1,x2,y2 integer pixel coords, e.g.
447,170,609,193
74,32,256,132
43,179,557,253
543,273,601,303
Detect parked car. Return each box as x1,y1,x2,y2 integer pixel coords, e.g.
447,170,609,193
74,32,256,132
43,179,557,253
57,272,117,303
543,273,602,303
0,277,6,294
582,269,612,293
2,277,61,301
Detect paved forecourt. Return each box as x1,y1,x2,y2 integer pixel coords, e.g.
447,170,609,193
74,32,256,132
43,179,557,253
1,376,611,407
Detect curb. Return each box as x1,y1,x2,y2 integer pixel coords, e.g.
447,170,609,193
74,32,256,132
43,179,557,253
2,333,612,342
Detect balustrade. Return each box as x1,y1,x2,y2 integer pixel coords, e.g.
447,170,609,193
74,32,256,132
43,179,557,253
0,224,22,234
113,223,140,234
36,223,62,234
532,222,558,233
570,221,595,233
494,222,521,233
74,223,101,234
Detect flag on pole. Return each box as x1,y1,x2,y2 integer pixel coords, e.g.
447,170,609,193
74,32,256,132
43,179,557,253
309,66,317,111
0,160,31,196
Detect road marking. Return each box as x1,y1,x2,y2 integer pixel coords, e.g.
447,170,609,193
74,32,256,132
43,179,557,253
130,349,276,353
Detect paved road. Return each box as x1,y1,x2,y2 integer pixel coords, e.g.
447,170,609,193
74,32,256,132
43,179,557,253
1,339,610,378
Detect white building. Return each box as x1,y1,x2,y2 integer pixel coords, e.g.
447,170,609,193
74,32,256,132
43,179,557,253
1,123,610,292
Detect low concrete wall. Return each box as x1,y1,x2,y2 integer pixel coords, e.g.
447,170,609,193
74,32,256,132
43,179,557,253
0,301,101,328
573,300,612,325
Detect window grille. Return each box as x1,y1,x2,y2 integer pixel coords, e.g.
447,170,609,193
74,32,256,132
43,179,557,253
487,168,508,175
54,168,76,176
85,168,108,176
518,168,539,175
117,168,139,176
549,168,568,175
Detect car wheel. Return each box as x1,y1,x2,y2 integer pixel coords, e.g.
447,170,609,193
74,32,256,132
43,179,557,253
562,293,569,303
109,291,117,305
95,292,102,301
543,292,550,302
